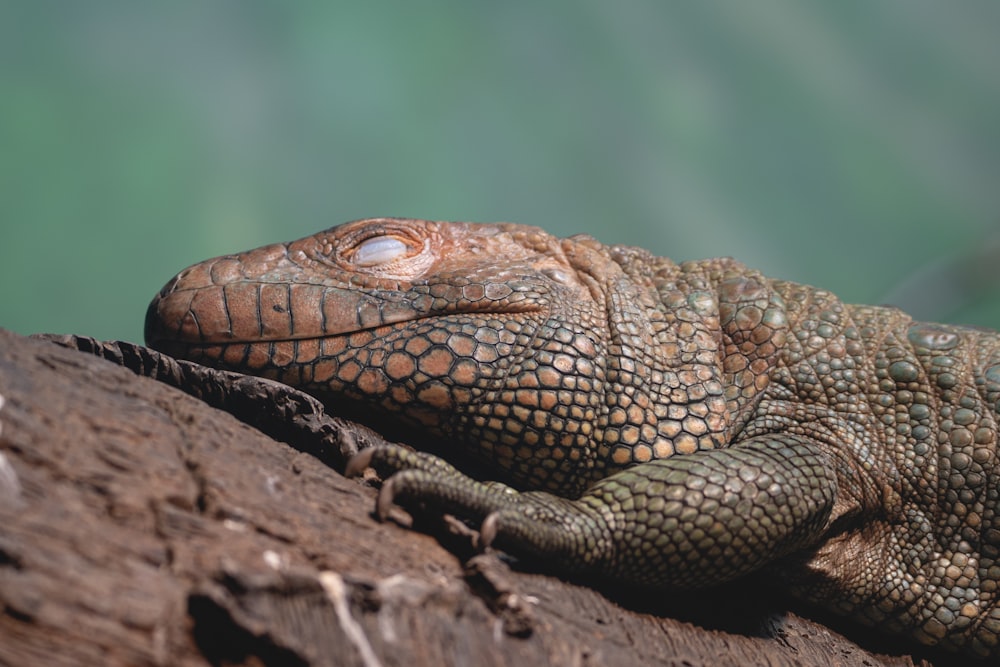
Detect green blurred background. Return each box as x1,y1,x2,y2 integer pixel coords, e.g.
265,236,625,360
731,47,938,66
3,1,1000,343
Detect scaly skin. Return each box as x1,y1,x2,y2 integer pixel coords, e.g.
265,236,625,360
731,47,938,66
145,218,1000,657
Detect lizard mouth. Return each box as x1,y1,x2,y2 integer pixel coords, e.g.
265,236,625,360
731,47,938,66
144,277,440,349
144,279,541,353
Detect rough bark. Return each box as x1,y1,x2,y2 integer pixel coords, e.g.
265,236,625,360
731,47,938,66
0,329,955,666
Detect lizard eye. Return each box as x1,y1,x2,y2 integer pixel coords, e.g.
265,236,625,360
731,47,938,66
332,220,435,280
352,235,411,267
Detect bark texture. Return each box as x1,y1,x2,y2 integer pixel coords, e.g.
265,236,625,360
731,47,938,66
0,329,952,666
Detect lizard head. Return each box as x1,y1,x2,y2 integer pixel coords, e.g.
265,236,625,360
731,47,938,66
145,217,619,493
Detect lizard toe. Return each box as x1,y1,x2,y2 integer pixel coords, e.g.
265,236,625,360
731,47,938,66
344,447,376,478
375,474,399,520
344,443,457,479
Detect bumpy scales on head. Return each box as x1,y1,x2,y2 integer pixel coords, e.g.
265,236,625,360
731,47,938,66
146,218,1000,658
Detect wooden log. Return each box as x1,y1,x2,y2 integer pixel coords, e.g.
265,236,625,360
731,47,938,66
0,329,945,666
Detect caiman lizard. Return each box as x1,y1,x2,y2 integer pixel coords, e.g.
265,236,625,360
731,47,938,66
144,217,1000,658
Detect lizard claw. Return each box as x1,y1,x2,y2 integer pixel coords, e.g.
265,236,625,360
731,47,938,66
344,447,376,478
347,447,401,521
375,475,398,521
480,512,500,550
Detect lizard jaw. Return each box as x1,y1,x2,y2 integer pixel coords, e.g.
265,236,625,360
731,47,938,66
144,278,430,349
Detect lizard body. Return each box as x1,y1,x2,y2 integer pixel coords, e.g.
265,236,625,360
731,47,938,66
145,218,1000,657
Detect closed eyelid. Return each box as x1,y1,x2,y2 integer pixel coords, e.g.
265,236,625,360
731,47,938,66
353,235,412,266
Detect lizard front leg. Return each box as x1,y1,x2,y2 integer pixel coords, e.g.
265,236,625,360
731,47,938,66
347,435,838,589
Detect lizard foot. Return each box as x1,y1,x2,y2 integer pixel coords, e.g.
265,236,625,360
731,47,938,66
346,445,611,573
346,444,522,523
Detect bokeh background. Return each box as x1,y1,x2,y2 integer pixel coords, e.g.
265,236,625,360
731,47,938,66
3,1,1000,343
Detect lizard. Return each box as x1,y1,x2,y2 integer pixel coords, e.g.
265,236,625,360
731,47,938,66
144,217,1000,658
